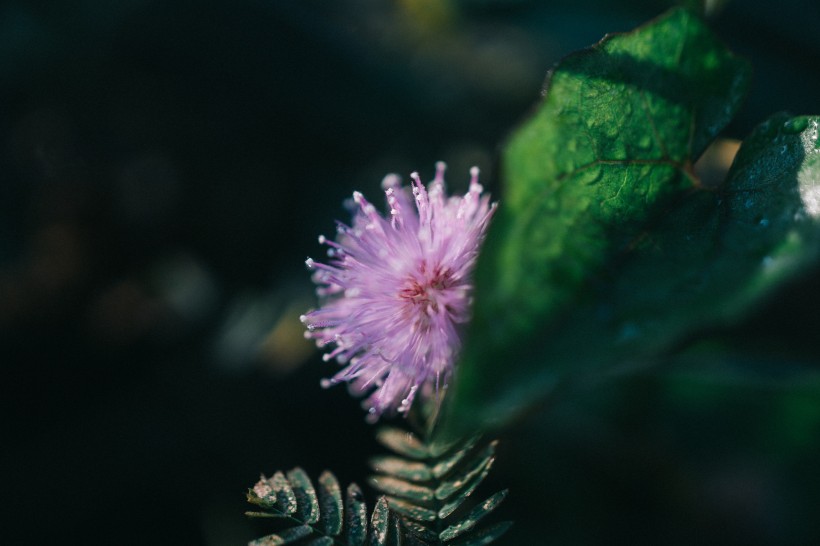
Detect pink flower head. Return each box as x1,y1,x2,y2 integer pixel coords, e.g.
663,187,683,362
301,162,495,421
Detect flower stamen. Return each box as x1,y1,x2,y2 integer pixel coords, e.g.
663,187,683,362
302,164,495,420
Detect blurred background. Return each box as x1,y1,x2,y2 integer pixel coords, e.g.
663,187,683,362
2,1,819,544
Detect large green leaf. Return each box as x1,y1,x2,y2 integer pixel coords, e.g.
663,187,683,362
457,107,820,428
603,113,820,354
450,7,755,430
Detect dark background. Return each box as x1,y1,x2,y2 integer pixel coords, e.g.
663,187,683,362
2,1,819,544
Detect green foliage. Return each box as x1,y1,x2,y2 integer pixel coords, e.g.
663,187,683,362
247,431,509,545
604,113,820,352
369,427,511,545
449,7,820,431
247,469,394,545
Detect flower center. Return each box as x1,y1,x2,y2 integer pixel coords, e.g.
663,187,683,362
398,261,454,316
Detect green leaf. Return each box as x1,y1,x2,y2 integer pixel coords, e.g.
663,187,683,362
534,113,820,394
368,475,435,503
345,483,368,546
375,428,430,460
369,430,508,544
387,513,403,546
451,6,751,431
245,463,523,544
436,464,493,521
369,455,432,482
317,471,343,536
430,437,479,480
599,113,820,354
305,538,335,546
272,472,298,516
384,496,438,523
434,442,496,501
439,490,508,542
246,511,282,519
287,468,320,525
369,497,390,545
248,469,401,545
448,522,513,546
249,525,313,545
399,517,439,542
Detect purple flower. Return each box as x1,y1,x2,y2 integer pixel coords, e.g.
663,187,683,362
301,162,495,421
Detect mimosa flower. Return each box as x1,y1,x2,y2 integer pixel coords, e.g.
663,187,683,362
301,163,495,421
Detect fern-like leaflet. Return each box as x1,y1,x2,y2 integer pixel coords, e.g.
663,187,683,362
246,430,510,545
247,467,403,545
369,427,511,545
